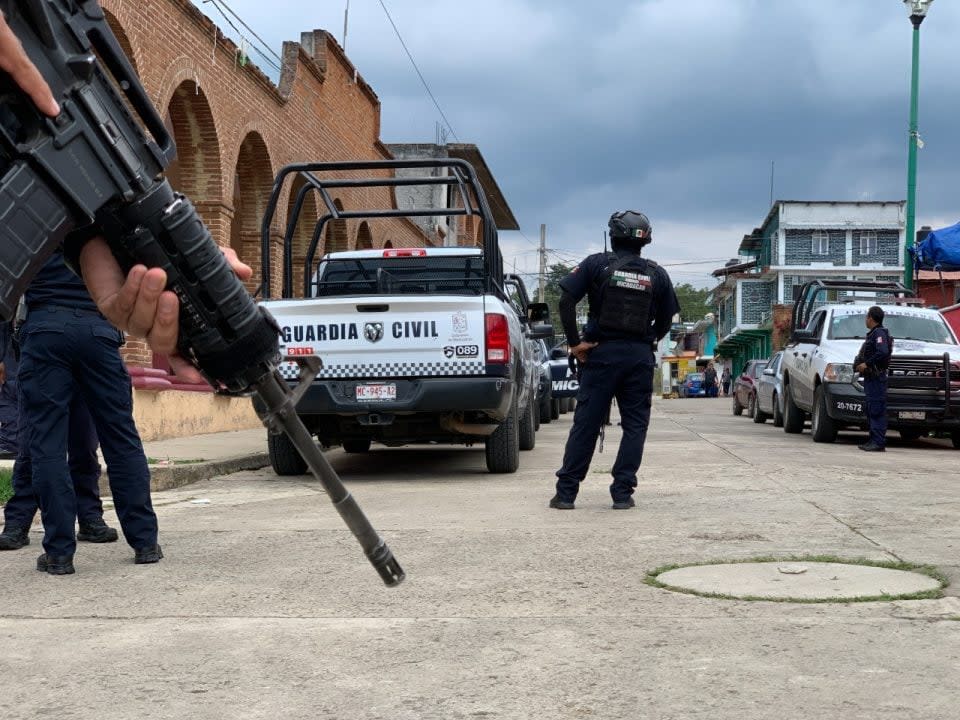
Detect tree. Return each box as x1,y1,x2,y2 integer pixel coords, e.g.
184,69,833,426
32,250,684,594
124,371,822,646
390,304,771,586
673,283,713,323
540,262,580,332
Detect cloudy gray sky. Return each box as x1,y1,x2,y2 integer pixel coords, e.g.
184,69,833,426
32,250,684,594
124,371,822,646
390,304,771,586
198,0,960,288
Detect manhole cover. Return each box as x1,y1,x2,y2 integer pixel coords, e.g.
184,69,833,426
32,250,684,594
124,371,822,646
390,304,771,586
653,561,942,601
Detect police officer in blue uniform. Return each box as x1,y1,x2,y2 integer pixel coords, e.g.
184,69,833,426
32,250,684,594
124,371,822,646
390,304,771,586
550,211,679,510
0,393,119,550
18,252,161,575
855,306,892,452
0,320,19,457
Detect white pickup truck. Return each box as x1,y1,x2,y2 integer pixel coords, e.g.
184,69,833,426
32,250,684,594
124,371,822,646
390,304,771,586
253,159,552,473
780,279,960,446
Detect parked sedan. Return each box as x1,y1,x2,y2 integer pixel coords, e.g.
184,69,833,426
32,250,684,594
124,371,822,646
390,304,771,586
754,351,784,426
732,359,768,417
681,372,706,398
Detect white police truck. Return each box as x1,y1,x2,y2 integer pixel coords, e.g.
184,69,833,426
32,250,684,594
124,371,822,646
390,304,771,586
780,279,960,445
254,159,551,473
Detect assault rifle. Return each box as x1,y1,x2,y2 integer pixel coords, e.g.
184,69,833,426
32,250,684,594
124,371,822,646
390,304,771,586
0,0,403,586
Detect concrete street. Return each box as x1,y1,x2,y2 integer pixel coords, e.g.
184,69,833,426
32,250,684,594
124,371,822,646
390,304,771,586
1,397,958,719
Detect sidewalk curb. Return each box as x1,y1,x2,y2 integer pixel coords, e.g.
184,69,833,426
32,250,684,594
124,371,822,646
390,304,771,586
101,453,270,494
149,453,271,491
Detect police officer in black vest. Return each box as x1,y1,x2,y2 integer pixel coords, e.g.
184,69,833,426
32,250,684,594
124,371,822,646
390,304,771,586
550,211,679,510
855,305,892,452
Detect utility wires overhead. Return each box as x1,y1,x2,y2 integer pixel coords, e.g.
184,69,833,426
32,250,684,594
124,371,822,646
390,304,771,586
376,0,460,144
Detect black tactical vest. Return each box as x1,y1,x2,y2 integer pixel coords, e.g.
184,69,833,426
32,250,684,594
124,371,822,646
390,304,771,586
594,254,655,338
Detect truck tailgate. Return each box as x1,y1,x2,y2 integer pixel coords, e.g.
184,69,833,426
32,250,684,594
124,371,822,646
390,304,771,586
263,296,489,380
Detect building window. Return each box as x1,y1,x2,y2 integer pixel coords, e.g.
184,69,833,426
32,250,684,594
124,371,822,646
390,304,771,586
812,230,829,256
860,232,878,256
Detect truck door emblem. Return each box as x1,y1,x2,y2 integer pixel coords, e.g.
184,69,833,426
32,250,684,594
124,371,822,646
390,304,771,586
452,312,468,335
364,322,384,343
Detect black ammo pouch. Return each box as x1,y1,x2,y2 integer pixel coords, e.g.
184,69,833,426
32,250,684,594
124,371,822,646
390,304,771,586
595,254,654,337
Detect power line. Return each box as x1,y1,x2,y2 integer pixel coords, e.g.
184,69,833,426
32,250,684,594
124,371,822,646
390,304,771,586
377,0,460,144
201,0,282,73
204,0,283,64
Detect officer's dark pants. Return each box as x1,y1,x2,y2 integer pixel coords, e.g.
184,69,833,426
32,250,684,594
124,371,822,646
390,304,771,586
4,394,105,528
0,336,19,453
864,375,888,448
18,306,157,557
555,340,655,502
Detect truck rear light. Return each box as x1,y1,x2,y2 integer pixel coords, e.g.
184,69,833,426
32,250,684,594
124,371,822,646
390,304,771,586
383,248,427,258
485,313,510,364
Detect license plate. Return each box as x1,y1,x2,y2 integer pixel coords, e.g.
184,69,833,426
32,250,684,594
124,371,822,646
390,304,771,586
356,384,396,402
834,400,863,414
898,411,926,420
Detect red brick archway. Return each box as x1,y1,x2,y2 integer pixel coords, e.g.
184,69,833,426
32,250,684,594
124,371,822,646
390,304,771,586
164,80,223,222
325,198,349,254
356,221,373,250
287,175,322,297
231,132,273,294
103,9,139,75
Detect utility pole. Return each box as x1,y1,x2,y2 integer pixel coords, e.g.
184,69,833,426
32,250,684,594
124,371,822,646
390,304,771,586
538,224,547,303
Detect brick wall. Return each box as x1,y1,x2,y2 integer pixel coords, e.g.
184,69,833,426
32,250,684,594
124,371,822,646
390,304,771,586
101,0,433,366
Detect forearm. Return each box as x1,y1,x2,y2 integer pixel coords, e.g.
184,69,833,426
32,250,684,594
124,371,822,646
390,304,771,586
559,291,580,346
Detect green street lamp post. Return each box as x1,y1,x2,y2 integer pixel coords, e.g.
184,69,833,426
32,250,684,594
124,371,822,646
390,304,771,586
903,0,933,290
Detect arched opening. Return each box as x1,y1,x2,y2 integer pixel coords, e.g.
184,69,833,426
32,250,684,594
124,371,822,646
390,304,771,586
382,240,394,250
285,174,321,298
163,80,222,224
324,198,349,254
356,222,373,250
103,10,138,75
231,132,273,294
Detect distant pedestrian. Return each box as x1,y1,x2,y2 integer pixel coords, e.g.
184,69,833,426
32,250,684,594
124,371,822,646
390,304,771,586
720,367,731,397
855,306,892,452
704,362,718,398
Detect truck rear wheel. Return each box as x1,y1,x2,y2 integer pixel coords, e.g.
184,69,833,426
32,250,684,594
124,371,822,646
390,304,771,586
783,383,805,434
519,395,537,451
811,385,838,443
952,431,960,449
268,431,308,476
551,398,561,420
486,395,520,473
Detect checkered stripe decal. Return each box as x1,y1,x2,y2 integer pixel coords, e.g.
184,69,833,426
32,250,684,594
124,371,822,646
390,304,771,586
278,360,486,380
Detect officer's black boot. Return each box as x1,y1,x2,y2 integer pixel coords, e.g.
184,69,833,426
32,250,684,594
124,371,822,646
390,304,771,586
134,544,163,564
549,496,575,510
77,518,119,543
0,525,30,550
36,553,75,575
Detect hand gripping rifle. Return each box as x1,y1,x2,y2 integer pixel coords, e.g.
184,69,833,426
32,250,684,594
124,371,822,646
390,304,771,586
0,1,403,586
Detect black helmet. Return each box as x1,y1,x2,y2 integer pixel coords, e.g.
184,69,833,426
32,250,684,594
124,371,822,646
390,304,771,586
608,210,652,246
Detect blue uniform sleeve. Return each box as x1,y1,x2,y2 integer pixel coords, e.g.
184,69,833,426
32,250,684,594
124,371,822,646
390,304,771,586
652,266,680,341
558,256,594,303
